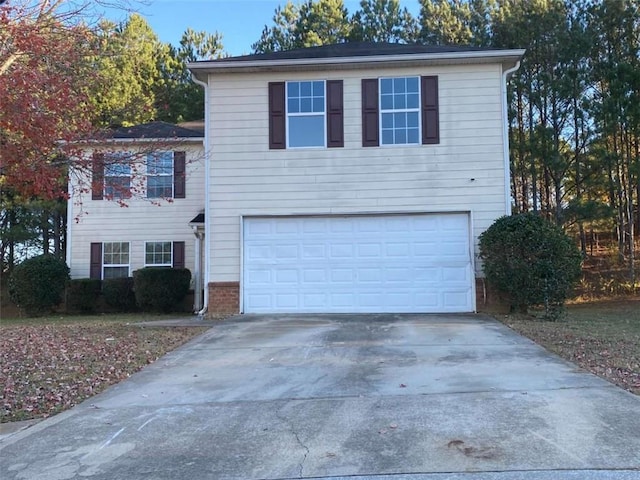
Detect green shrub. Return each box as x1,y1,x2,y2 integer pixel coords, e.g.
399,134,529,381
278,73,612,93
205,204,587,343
66,278,101,314
8,255,70,316
103,277,137,312
479,213,582,318
133,268,191,313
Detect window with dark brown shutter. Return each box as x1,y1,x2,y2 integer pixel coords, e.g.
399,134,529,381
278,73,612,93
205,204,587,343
91,153,104,200
326,80,344,148
172,241,185,269
421,76,440,144
173,151,186,198
361,79,379,147
268,82,286,149
90,243,102,279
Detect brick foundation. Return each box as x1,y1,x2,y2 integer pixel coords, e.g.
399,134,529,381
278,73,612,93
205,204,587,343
208,282,240,316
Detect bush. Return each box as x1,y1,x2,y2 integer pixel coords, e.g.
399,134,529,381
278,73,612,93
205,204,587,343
479,213,582,318
9,255,70,316
133,268,191,313
66,278,101,314
103,277,137,312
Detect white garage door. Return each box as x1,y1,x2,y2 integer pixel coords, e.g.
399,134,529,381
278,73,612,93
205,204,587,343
242,214,474,313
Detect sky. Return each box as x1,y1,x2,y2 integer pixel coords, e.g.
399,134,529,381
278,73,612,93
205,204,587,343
107,0,421,56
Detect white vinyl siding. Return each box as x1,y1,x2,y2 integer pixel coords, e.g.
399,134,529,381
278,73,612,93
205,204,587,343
207,63,508,289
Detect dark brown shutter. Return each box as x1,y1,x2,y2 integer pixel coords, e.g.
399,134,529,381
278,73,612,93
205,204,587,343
90,243,102,279
173,241,185,269
326,80,344,148
421,76,440,144
173,151,186,199
362,79,379,147
268,82,286,149
91,153,104,200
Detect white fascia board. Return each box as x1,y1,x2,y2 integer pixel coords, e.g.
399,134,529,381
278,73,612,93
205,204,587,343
188,49,526,76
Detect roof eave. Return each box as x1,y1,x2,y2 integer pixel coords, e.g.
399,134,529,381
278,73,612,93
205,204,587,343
188,49,526,77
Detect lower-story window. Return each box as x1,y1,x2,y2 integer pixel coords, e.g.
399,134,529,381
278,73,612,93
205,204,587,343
103,242,130,279
145,241,172,267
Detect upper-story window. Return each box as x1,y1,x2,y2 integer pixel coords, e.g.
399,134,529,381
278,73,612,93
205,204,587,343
269,80,343,150
287,81,325,148
380,77,420,145
147,152,174,198
92,151,186,201
362,75,439,147
104,159,131,199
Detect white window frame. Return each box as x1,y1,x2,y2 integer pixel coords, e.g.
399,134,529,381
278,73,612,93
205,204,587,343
144,241,173,267
103,154,132,199
379,76,421,146
147,152,174,199
286,80,326,149
103,242,130,279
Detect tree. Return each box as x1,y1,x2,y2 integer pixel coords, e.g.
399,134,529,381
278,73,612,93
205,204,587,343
91,14,164,127
252,0,351,52
349,0,419,43
156,28,225,123
0,0,96,200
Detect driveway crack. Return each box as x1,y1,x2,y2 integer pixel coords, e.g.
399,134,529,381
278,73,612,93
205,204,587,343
276,403,309,478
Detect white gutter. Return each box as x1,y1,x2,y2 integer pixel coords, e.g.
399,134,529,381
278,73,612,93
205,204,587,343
191,74,210,317
501,60,522,216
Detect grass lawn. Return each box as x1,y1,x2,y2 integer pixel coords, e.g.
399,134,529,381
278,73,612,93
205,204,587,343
498,298,640,395
1,314,208,423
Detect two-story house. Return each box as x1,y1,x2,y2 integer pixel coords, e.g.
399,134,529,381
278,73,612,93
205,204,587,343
67,121,207,311
186,42,524,315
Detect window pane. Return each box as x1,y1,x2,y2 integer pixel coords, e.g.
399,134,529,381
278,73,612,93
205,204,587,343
381,94,393,110
300,97,312,112
381,130,394,145
287,82,299,97
300,81,311,96
395,129,407,144
148,177,173,198
289,115,325,147
394,77,405,93
380,78,392,94
288,98,299,113
407,128,419,144
313,81,324,96
381,113,394,128
104,266,129,279
407,93,419,109
407,76,419,92
407,112,419,128
312,97,324,113
395,112,406,128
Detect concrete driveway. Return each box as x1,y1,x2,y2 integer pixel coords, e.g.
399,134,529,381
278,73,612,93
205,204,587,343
1,314,639,480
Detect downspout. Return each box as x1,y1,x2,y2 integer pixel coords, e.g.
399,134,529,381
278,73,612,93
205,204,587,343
501,60,521,216
66,171,74,274
192,74,210,317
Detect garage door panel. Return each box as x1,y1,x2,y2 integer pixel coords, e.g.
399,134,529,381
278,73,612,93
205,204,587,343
243,214,473,313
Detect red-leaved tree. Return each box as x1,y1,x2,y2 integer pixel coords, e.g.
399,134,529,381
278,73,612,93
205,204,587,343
0,1,99,200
